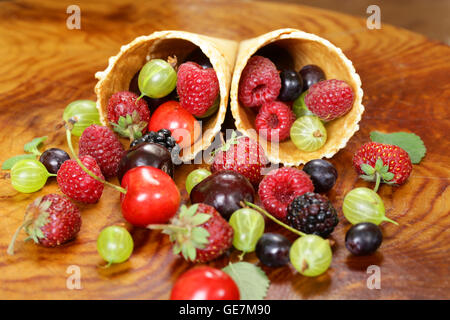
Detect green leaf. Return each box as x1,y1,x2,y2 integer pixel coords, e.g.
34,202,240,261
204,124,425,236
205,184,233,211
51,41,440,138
370,131,426,164
374,158,384,171
1,154,36,170
191,227,209,246
191,213,211,226
360,163,375,175
222,262,270,300
24,136,47,156
382,172,395,181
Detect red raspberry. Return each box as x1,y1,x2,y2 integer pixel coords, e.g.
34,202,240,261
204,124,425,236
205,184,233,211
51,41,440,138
57,155,104,204
353,142,412,185
177,62,219,116
107,91,150,139
258,167,314,221
238,56,281,108
7,194,81,254
305,79,354,121
79,124,124,178
255,101,296,142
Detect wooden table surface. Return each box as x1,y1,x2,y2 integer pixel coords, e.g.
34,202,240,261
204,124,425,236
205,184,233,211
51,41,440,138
0,0,449,300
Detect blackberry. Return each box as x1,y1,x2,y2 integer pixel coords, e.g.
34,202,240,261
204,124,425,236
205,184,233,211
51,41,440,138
287,192,338,238
130,128,179,152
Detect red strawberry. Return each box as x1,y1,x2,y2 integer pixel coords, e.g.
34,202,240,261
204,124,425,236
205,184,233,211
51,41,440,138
7,194,81,254
353,142,412,187
211,132,269,186
305,79,355,121
148,203,233,263
177,62,219,117
107,91,150,140
78,124,125,178
57,155,104,204
258,167,314,221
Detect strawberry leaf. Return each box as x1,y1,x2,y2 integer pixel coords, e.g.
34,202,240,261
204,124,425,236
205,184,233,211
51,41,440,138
24,136,47,156
360,163,375,175
222,262,270,300
1,154,36,170
370,131,426,164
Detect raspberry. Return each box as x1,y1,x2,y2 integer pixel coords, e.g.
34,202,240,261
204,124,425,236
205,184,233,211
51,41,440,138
107,91,150,139
305,79,354,121
238,56,281,108
57,155,104,204
255,101,296,142
258,167,314,221
287,192,339,238
79,125,124,178
177,62,219,116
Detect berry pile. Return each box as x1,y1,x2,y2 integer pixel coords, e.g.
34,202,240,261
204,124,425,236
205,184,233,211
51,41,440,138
1,39,427,302
238,51,355,152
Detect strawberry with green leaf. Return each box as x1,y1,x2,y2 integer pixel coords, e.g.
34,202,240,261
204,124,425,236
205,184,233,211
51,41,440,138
148,203,233,263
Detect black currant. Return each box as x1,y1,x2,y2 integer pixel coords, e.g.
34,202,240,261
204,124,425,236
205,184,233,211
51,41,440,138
302,159,337,193
345,223,383,256
255,233,291,267
254,44,295,71
299,65,326,92
39,148,70,174
278,70,303,101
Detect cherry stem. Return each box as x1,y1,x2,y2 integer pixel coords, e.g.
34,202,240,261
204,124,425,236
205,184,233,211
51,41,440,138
243,201,306,237
7,219,33,255
373,172,381,193
65,120,127,194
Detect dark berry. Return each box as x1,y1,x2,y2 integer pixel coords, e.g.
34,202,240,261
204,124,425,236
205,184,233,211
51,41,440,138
287,192,339,238
278,70,303,101
303,159,337,193
256,233,291,267
345,223,383,256
130,128,179,153
254,44,295,71
299,65,326,92
118,142,174,183
183,48,213,69
39,148,70,174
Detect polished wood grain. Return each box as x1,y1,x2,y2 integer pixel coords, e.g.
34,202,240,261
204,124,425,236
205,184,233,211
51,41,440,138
0,0,449,300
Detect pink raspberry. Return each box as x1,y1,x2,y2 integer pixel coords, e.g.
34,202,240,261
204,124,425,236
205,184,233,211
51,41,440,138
177,62,219,117
238,56,281,108
305,79,355,121
78,125,125,178
255,101,296,142
258,167,314,221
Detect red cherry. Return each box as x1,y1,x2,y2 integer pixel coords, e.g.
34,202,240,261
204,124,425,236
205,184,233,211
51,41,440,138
148,101,201,148
120,166,180,227
170,266,240,300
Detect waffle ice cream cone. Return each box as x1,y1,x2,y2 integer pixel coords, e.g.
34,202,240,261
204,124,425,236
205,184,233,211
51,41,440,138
95,30,238,162
230,28,364,166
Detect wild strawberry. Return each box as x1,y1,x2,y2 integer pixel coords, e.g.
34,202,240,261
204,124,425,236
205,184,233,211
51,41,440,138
148,203,233,263
177,62,219,117
7,194,81,254
353,142,412,188
107,91,150,140
57,155,104,204
258,167,314,221
78,124,125,178
211,132,269,186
